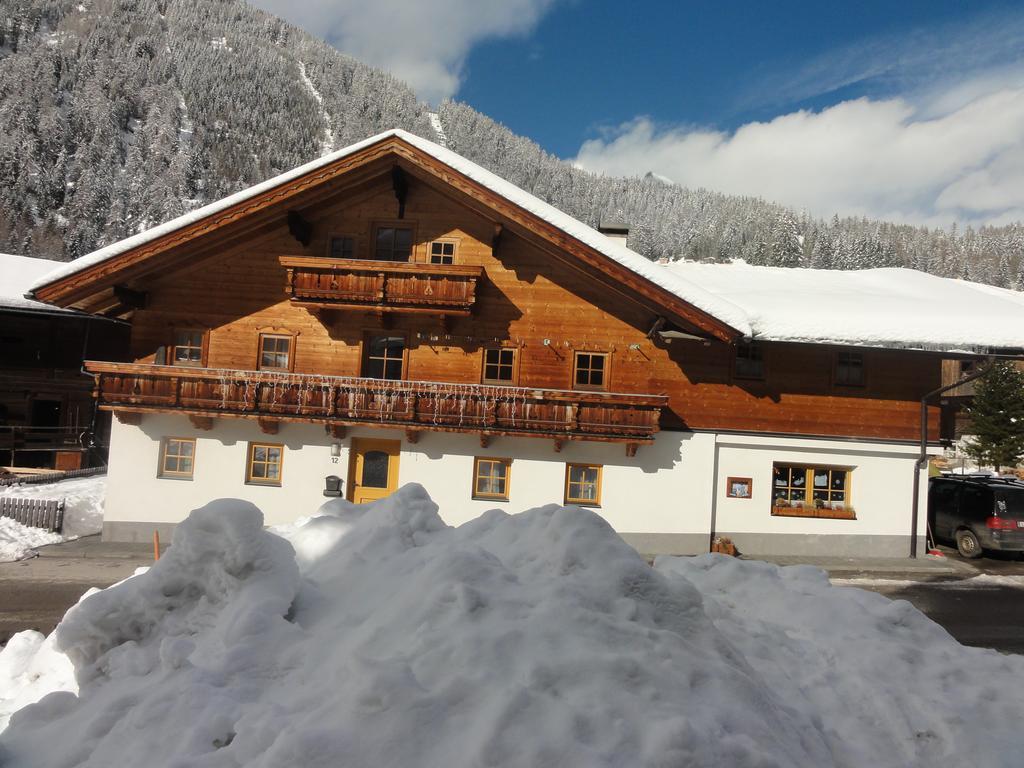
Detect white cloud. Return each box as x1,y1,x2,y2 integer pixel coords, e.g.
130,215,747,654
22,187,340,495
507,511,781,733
573,78,1024,226
248,0,557,103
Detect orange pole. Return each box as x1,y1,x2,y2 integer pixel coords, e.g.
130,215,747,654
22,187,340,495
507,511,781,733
153,530,160,561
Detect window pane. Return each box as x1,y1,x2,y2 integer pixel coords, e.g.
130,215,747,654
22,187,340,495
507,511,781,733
831,471,846,490
813,469,829,488
384,360,403,380
589,369,604,386
791,470,806,488
265,462,280,481
251,463,266,479
363,451,389,488
179,441,194,457
569,465,586,485
790,489,806,502
395,229,412,250
253,446,267,462
774,467,790,487
365,359,385,379
179,458,192,474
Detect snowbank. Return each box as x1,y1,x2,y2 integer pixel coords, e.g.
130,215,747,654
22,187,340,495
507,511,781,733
2,485,1023,766
0,477,106,561
0,253,79,313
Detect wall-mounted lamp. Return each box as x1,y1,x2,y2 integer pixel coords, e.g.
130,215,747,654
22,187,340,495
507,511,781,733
330,443,342,458
543,338,551,346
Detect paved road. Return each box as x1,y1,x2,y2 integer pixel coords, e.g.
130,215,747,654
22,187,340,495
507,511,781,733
838,546,1024,654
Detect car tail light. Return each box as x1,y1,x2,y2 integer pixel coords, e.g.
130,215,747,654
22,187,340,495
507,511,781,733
986,516,1019,530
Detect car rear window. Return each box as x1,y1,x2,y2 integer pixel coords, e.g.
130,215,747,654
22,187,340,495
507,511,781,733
994,488,1024,517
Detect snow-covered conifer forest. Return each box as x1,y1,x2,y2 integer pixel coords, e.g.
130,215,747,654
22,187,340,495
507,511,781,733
1,0,1023,287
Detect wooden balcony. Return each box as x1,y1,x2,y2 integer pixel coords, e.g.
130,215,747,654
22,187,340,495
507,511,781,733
85,362,667,449
280,256,483,316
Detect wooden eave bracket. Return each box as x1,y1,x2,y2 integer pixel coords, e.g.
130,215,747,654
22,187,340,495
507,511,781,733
114,410,142,426
326,424,347,439
479,434,490,448
392,165,408,219
406,429,420,444
258,418,280,435
113,285,147,310
625,442,638,457
189,415,214,431
287,210,313,247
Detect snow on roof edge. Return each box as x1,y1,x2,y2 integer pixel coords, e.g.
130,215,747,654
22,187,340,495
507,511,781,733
28,129,753,336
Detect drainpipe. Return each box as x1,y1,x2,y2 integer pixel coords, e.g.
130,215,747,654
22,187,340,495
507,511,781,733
910,359,995,557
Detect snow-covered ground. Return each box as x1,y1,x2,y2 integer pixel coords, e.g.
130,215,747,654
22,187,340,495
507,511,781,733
1,484,1023,766
0,477,105,562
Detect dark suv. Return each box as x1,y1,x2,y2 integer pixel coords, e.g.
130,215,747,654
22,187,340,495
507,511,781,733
929,475,1024,558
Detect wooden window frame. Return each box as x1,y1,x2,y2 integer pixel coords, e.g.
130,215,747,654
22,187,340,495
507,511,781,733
159,437,196,480
170,328,208,367
564,463,602,507
771,463,855,520
833,350,866,388
572,351,610,392
361,332,409,381
472,457,511,501
733,340,765,381
726,476,753,498
371,221,417,263
481,347,518,385
246,441,284,486
428,238,458,265
326,234,356,260
257,332,295,372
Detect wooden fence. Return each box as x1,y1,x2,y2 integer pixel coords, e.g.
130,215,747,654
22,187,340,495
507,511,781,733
0,497,65,532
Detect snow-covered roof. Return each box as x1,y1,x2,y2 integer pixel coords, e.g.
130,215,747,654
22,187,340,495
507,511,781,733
27,129,751,335
0,253,79,314
663,261,1024,353
24,129,1024,354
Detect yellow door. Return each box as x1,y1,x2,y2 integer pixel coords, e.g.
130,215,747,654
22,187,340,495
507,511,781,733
348,439,401,504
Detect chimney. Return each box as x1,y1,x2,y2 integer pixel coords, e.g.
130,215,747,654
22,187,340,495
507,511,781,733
598,218,629,247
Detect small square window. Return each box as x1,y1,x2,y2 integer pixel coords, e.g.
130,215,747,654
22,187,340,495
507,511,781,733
172,330,204,366
329,236,354,259
374,227,413,262
247,442,283,485
473,457,511,500
159,437,195,479
364,336,405,380
429,241,456,265
482,348,515,383
836,351,865,387
573,352,607,390
259,334,292,371
734,341,764,380
565,464,601,506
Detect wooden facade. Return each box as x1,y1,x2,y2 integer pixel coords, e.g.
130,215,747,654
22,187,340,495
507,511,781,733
35,136,944,446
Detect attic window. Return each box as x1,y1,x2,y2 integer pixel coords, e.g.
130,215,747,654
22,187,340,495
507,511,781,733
835,351,865,387
329,236,354,260
734,341,764,380
429,241,456,265
374,227,413,262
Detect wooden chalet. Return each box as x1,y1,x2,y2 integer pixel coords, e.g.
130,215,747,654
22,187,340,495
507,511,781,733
27,130,1024,556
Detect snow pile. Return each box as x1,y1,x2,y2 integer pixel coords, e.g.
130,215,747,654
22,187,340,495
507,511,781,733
0,477,106,561
3,485,1024,766
664,260,1024,352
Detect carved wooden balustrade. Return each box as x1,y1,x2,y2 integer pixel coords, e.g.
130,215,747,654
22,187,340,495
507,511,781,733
85,362,667,448
280,256,484,315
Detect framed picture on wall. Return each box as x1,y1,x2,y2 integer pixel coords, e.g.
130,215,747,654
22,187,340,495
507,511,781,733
727,476,753,499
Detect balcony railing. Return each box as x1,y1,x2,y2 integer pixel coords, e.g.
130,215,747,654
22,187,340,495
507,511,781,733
85,362,667,446
280,256,484,315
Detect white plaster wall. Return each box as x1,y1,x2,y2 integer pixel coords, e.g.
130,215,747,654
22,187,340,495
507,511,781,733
106,416,715,537
711,433,933,540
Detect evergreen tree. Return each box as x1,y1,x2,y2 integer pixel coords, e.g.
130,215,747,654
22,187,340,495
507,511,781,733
964,362,1024,472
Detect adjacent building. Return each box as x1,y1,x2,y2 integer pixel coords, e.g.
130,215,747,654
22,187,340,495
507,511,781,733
26,130,1024,555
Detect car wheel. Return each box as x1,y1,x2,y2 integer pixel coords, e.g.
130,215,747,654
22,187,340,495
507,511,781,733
955,528,983,559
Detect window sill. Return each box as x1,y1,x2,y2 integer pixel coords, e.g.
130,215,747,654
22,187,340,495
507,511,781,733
772,505,856,520
472,494,509,502
157,474,194,481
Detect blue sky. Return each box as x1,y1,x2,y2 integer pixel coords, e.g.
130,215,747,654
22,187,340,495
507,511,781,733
251,0,1024,226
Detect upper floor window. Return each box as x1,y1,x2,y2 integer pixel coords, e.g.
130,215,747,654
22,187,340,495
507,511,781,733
172,329,205,367
835,351,865,387
364,335,405,380
259,333,293,371
247,442,283,486
374,226,413,262
573,351,607,390
429,240,456,265
329,236,355,260
482,348,515,384
734,341,764,380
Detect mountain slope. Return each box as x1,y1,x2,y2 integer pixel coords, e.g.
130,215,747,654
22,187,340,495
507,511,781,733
1,0,1022,288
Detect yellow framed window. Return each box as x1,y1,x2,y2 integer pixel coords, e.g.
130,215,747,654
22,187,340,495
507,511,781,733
565,463,602,506
473,457,511,500
772,463,853,519
159,437,195,479
247,442,283,486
